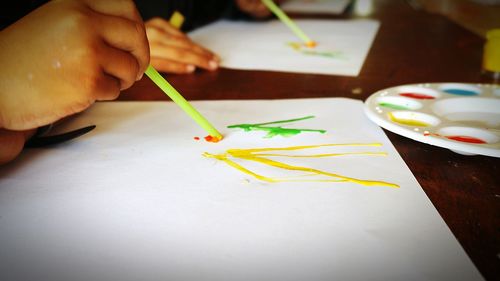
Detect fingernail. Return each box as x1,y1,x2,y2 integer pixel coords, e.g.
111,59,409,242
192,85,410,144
209,60,218,70
187,65,195,72
136,72,143,81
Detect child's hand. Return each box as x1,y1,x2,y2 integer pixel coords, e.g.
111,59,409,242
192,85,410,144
0,129,35,165
0,0,150,131
235,0,286,19
145,17,220,74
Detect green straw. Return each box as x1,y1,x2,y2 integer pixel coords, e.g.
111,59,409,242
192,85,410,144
261,0,315,46
144,65,222,140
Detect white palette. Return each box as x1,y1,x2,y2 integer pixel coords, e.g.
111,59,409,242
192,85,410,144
364,82,500,157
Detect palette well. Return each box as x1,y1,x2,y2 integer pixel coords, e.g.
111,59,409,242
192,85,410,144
364,82,500,157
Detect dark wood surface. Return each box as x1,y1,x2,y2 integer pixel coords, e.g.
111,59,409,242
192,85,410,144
122,1,500,280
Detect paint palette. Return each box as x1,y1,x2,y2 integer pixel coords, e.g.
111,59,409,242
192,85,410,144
364,82,500,157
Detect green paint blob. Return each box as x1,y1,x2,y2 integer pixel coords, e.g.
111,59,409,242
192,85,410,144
378,102,409,110
228,116,327,138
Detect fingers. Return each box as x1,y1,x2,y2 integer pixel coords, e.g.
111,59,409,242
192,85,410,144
146,23,220,73
236,0,272,18
146,21,220,62
0,129,34,165
83,0,144,24
150,58,195,74
93,71,121,101
146,17,185,37
98,44,139,91
95,13,149,80
149,42,219,71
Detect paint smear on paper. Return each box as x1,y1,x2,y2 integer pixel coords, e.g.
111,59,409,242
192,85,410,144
204,143,399,188
204,135,222,143
287,42,346,59
228,116,326,138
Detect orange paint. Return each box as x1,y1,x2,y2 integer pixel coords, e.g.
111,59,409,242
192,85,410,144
306,41,317,48
204,135,221,143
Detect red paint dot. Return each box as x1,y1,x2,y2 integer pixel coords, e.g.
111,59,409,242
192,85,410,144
194,137,200,141
399,93,435,99
446,135,486,144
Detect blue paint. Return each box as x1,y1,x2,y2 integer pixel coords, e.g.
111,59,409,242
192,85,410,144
443,88,478,96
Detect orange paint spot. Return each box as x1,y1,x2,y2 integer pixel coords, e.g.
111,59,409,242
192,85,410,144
194,137,200,141
306,41,317,48
204,135,222,143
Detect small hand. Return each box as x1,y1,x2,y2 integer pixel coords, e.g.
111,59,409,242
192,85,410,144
0,0,150,131
235,0,286,19
0,129,35,165
146,17,220,74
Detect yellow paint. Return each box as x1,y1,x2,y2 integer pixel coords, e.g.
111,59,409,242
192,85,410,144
203,143,399,188
483,29,500,72
388,112,430,127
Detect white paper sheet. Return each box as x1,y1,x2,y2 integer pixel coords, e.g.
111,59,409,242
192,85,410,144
189,20,379,76
0,99,483,281
282,0,351,14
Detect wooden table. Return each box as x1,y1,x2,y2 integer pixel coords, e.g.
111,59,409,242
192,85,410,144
122,1,499,280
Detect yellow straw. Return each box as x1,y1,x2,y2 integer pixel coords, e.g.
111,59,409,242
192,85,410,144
143,12,223,141
261,0,316,47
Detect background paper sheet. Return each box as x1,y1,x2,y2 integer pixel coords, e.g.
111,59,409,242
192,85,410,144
189,20,379,76
0,99,483,281
282,0,351,14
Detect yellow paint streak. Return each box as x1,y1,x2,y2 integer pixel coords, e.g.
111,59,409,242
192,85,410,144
203,143,399,188
388,113,430,127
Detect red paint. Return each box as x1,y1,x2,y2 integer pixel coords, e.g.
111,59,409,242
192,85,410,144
399,93,435,99
446,135,486,144
194,137,200,141
204,135,221,143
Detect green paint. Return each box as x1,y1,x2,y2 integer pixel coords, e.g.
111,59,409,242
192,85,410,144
286,42,346,59
378,102,409,110
301,50,345,59
228,116,326,138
